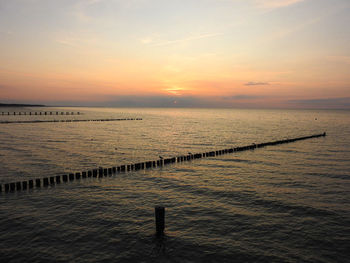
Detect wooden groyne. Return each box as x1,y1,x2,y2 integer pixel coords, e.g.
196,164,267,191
0,118,143,124
0,132,326,193
1,111,80,116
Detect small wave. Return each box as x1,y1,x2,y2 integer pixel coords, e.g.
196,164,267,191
306,172,350,180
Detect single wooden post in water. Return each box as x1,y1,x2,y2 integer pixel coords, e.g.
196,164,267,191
22,181,27,190
36,179,41,187
69,173,74,181
56,176,61,184
63,174,68,182
43,178,49,186
28,180,33,188
16,182,21,191
155,206,165,236
50,176,55,185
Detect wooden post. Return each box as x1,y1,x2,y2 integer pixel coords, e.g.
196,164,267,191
50,177,55,185
29,180,33,188
155,206,165,236
69,173,74,181
35,179,41,187
22,181,28,190
63,174,68,182
43,178,49,186
56,176,61,184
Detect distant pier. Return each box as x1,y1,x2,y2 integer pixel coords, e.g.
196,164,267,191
1,111,81,116
0,133,326,193
0,118,143,124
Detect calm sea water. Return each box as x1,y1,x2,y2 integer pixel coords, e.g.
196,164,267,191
0,107,349,262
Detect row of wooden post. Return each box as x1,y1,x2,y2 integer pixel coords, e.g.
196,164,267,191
0,132,326,194
0,118,142,124
0,118,143,124
1,112,80,116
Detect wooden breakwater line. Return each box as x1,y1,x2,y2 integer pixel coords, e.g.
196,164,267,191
0,118,143,124
1,111,81,116
0,132,326,193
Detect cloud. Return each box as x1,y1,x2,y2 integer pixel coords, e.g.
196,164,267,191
244,81,270,86
101,95,213,108
327,56,350,65
148,33,222,47
95,95,273,108
220,94,267,101
225,95,266,100
255,0,305,9
140,37,153,44
288,97,350,109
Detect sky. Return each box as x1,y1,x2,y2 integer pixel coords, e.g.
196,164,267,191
0,0,350,108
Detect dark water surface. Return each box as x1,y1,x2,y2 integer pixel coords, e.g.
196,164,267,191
0,108,349,262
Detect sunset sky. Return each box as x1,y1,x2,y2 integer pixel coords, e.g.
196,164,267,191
0,0,349,108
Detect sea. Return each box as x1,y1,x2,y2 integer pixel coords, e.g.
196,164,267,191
0,107,349,263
